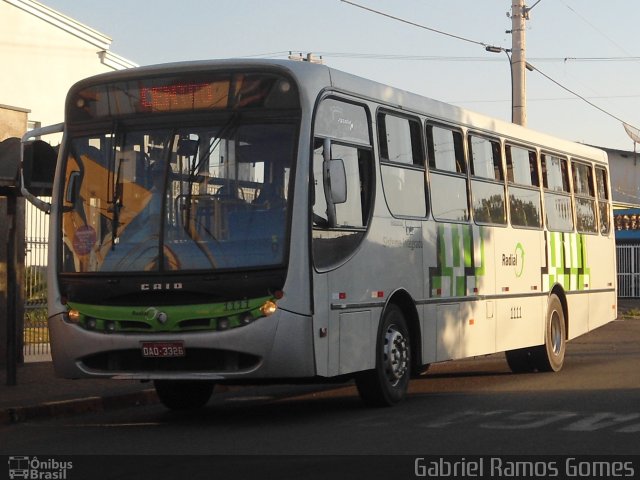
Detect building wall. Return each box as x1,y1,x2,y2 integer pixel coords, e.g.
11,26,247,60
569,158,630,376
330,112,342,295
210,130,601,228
0,105,29,142
605,148,640,206
0,0,135,130
0,1,135,366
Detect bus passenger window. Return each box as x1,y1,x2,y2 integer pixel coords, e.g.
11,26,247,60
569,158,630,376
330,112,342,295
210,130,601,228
572,162,597,234
468,135,506,225
595,167,610,235
378,113,423,166
379,112,427,217
427,125,469,222
542,153,573,232
506,144,542,229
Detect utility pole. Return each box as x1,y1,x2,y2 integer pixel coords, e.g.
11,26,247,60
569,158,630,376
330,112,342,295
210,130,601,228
511,0,528,126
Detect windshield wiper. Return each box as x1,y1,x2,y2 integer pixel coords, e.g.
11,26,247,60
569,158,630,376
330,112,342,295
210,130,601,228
108,157,123,249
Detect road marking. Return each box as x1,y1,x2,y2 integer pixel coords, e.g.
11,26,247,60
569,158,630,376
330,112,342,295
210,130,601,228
481,411,578,430
421,410,508,428
353,409,640,434
563,412,640,432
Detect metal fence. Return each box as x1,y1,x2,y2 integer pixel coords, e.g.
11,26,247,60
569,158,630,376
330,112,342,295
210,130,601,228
617,244,640,298
24,200,50,361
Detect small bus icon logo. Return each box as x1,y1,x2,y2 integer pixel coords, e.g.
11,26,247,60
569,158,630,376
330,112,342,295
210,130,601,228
8,456,30,479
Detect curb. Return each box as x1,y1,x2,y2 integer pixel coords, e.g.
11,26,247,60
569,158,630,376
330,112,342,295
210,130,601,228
0,389,158,426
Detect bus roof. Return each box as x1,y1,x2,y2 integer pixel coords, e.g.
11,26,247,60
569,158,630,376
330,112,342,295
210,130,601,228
69,58,607,164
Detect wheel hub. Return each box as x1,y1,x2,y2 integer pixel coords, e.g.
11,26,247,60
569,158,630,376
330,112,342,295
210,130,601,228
383,326,409,386
550,311,562,355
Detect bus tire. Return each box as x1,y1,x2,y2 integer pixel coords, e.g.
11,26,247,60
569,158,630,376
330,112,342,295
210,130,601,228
356,304,411,407
532,294,566,372
505,347,536,373
154,380,215,411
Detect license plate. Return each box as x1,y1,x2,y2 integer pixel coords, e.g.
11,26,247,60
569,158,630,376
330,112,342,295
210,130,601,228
141,341,185,358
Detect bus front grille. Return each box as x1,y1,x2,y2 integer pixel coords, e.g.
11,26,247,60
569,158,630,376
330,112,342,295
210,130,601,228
80,348,260,373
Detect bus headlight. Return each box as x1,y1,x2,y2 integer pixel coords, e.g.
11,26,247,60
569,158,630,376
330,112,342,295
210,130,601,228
67,309,81,324
239,312,254,326
260,300,277,317
217,317,230,331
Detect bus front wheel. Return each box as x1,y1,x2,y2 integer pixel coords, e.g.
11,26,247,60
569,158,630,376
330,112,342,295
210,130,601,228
154,380,215,411
356,304,411,407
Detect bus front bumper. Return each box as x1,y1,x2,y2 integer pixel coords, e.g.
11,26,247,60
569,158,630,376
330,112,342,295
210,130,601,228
47,308,316,381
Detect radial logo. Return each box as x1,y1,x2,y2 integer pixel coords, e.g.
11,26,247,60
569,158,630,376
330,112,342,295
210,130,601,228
502,243,525,277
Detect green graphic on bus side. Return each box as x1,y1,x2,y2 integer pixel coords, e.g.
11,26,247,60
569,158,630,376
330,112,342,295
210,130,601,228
429,224,486,297
542,231,590,291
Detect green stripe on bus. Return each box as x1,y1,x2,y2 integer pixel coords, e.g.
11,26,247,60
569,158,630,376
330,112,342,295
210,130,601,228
452,225,461,268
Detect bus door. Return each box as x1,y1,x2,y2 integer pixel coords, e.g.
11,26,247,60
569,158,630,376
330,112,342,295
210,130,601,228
311,132,375,377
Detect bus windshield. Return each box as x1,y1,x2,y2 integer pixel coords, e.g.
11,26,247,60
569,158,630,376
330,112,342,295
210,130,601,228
61,120,296,273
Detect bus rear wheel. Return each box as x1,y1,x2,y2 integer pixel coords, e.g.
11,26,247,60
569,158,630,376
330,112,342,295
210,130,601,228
505,347,536,373
154,380,215,411
356,304,411,407
505,294,566,374
532,294,566,372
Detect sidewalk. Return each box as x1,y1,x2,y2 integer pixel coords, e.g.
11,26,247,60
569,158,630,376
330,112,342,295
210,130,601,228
2,299,639,426
0,362,158,425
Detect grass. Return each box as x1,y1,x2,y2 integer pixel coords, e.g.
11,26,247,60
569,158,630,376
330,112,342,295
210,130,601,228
621,308,640,319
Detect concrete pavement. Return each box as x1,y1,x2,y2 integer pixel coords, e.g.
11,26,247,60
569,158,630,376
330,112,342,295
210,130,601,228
0,361,158,425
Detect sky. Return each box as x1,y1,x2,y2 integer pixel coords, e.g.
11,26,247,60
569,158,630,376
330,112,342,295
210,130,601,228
41,0,640,151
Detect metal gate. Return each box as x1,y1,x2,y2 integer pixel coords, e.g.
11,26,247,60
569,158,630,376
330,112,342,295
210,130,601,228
24,200,50,360
617,244,640,298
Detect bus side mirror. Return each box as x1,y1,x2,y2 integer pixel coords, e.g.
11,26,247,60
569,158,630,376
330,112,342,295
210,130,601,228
321,138,348,227
328,159,347,204
20,123,63,213
22,140,57,196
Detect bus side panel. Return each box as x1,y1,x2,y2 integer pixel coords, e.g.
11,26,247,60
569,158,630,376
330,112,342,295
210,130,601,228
422,222,439,364
566,294,589,340
421,304,437,364
589,291,617,331
312,273,331,377
436,303,462,361
461,300,496,357
587,230,617,331
495,296,545,352
435,300,497,361
338,310,372,375
425,222,499,361
493,227,546,351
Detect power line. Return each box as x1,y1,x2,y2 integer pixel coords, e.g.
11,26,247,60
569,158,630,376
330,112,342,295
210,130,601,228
527,62,640,130
559,0,635,59
340,0,491,48
312,51,640,63
451,94,640,105
337,1,640,133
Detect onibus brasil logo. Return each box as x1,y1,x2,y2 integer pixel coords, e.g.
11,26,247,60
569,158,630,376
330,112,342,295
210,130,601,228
502,242,525,278
8,456,73,479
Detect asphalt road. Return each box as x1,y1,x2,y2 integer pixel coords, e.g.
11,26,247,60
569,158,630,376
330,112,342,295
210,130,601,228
1,317,639,478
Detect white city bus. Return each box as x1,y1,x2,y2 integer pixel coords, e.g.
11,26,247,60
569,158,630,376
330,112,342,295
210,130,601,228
21,59,617,409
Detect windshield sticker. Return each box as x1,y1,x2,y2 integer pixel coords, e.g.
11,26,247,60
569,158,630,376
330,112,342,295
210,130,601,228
72,225,97,256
